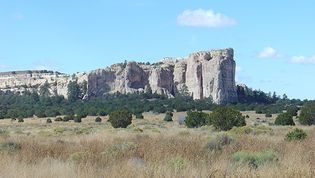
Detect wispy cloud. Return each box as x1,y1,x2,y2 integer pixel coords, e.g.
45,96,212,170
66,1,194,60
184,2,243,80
291,55,315,64
177,9,236,28
256,47,315,65
257,47,281,58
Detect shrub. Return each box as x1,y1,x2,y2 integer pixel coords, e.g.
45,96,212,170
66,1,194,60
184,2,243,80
265,113,272,117
0,141,22,153
210,107,246,131
95,117,102,122
285,128,307,141
46,118,52,123
299,101,315,125
275,113,295,126
233,150,278,169
286,105,299,117
69,151,92,163
55,117,63,122
35,109,46,118
74,117,82,123
229,126,273,135
229,126,253,135
164,112,173,122
135,113,144,119
245,115,250,118
169,156,186,170
18,118,24,123
206,134,234,151
63,115,74,122
133,127,143,133
185,111,209,128
166,111,174,117
153,105,166,114
75,112,87,119
0,129,9,136
102,142,138,158
108,109,132,128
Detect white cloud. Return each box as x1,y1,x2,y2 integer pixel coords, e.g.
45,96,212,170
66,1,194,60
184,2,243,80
257,47,281,58
291,55,315,64
177,9,236,28
255,47,315,65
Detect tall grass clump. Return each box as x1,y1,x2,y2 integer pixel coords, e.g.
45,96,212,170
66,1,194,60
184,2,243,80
285,128,307,141
233,150,278,169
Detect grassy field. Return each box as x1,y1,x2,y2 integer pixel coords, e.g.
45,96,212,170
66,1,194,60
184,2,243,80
0,112,314,178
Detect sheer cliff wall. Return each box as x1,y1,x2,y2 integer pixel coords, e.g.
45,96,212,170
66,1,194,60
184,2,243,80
0,48,237,104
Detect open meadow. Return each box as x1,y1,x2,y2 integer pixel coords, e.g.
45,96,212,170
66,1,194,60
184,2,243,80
0,112,314,178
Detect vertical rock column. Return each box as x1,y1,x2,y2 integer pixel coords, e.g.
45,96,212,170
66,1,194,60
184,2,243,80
186,53,204,99
202,48,237,104
173,60,187,93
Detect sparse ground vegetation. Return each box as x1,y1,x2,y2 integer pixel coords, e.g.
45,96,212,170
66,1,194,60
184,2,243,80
0,111,313,177
0,91,314,177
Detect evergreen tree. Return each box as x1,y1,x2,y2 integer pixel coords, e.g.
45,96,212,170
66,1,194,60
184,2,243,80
67,80,80,102
39,81,50,97
179,84,190,97
145,84,153,95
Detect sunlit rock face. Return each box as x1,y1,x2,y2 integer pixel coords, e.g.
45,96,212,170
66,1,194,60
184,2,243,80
0,48,237,104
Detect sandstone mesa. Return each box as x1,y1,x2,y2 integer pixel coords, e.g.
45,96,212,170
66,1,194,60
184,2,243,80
0,48,237,104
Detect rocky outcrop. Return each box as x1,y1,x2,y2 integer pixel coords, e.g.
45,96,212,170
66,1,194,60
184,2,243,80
173,60,187,93
0,70,71,97
125,62,148,93
148,63,175,97
0,48,238,104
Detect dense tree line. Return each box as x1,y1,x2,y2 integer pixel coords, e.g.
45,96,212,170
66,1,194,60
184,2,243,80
0,89,215,119
0,81,309,120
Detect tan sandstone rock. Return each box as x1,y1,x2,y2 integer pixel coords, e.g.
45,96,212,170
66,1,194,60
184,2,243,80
0,48,238,104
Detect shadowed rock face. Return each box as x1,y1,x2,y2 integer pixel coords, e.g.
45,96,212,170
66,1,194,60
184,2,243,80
0,48,237,104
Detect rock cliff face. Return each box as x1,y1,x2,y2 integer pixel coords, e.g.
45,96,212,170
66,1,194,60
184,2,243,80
0,48,237,104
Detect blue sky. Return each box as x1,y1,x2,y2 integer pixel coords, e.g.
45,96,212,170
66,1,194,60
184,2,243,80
0,0,314,99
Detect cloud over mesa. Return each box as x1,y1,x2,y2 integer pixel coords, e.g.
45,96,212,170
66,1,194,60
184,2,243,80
257,47,281,58
177,9,236,28
291,55,315,64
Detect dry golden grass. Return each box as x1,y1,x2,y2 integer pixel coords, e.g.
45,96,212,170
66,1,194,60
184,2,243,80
0,113,314,178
